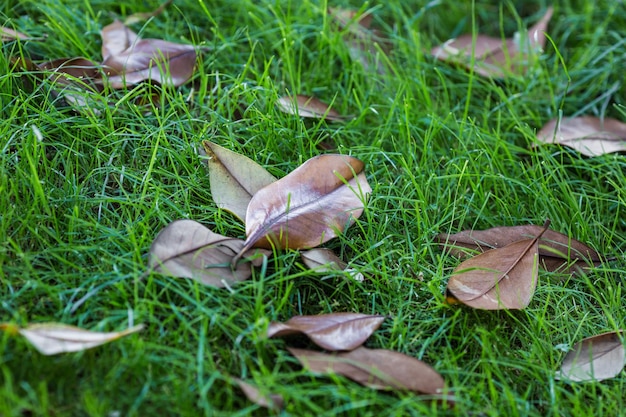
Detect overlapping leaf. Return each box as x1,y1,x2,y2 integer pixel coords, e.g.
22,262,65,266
536,116,626,157
556,331,626,382
267,313,385,351
277,95,346,122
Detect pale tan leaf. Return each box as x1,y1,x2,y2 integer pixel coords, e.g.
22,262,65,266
557,331,626,382
277,95,346,122
123,0,174,26
233,378,284,411
301,248,364,282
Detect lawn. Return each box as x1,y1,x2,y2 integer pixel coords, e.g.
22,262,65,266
1,0,625,416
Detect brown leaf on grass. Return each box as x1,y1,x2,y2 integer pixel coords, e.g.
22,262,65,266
199,141,276,223
301,248,364,282
431,7,553,78
288,346,444,395
535,116,626,157
100,20,197,88
235,154,371,260
146,219,268,287
556,331,625,382
276,95,346,122
446,220,550,310
0,322,143,355
233,378,284,411
1,26,46,42
267,313,385,351
123,0,174,26
436,224,603,274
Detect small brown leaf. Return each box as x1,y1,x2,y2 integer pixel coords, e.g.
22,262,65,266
199,141,276,223
276,95,346,122
556,331,626,382
146,219,268,287
5,323,144,355
237,154,371,258
535,116,626,157
267,313,385,351
1,26,31,42
288,346,444,395
301,248,364,282
123,0,174,26
446,221,550,310
233,378,284,411
431,7,553,78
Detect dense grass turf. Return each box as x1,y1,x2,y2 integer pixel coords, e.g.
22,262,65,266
1,0,625,415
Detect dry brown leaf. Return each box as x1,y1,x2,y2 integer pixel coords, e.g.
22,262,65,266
123,0,174,26
276,95,346,122
267,313,385,351
446,221,550,310
233,378,284,411
100,20,197,88
535,116,626,157
146,219,268,287
288,346,445,395
556,331,626,382
235,154,371,260
436,224,603,274
0,323,144,355
199,141,277,223
301,248,364,282
1,26,31,42
431,7,553,78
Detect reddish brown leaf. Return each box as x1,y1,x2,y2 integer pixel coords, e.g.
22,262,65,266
233,378,284,411
276,95,346,122
535,116,626,157
288,346,445,395
556,331,626,382
446,221,550,310
199,141,276,223
431,7,553,78
301,248,364,282
146,219,268,287
267,313,385,351
236,154,371,259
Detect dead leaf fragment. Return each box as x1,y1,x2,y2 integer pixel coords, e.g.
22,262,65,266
1,26,31,42
233,378,284,411
9,323,144,355
301,248,364,282
146,219,268,287
238,154,371,257
288,346,444,395
277,95,345,122
557,331,626,382
432,7,553,77
123,0,174,26
199,141,276,223
536,116,626,157
267,313,385,351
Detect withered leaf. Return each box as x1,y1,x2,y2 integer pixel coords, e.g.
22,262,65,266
0,323,143,355
431,7,553,78
535,116,626,157
1,26,32,42
123,0,174,26
100,20,197,88
288,346,444,395
200,141,277,223
267,313,385,351
556,331,626,382
237,154,371,258
276,95,346,122
301,248,364,282
436,224,603,274
146,219,267,287
233,378,284,411
446,221,550,310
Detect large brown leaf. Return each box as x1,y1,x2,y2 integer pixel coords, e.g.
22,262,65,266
236,154,371,258
266,313,385,351
535,116,626,157
436,224,603,274
556,331,625,382
146,219,267,287
431,7,553,78
288,346,444,395
276,95,346,122
446,221,550,309
199,141,276,223
100,20,197,88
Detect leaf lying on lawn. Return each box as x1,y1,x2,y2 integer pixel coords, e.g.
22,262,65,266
436,224,603,274
535,116,626,157
100,20,197,88
233,378,284,411
146,219,268,287
301,248,364,282
276,95,346,122
235,154,371,260
446,221,550,310
267,313,385,351
431,7,553,78
0,322,143,355
199,141,277,223
1,26,35,42
288,346,444,395
556,330,626,382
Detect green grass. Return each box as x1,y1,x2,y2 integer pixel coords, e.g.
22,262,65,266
1,0,626,415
